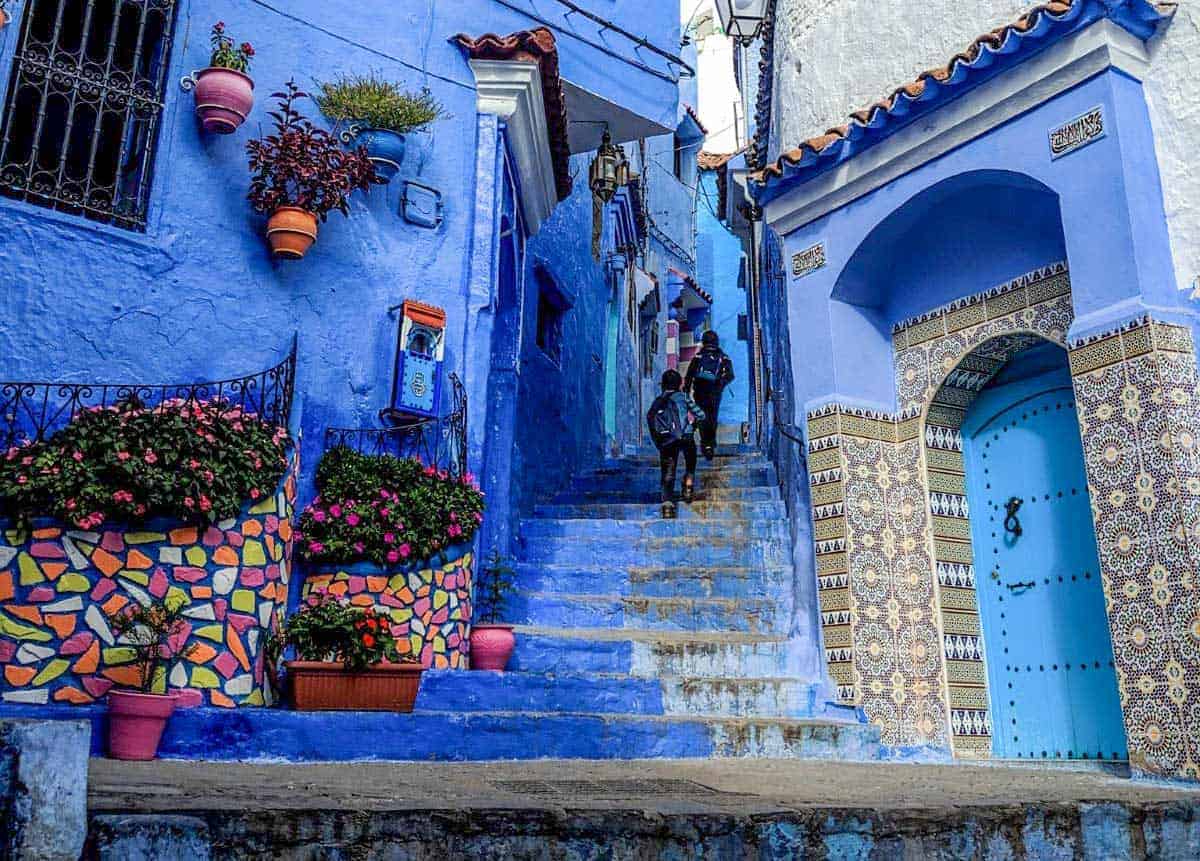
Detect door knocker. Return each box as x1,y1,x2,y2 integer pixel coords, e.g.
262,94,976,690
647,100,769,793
1004,497,1023,537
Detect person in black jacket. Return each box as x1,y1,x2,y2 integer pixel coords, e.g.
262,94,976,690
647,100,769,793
684,330,735,460
647,369,706,519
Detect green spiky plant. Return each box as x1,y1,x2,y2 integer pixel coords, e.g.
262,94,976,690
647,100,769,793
476,550,515,624
315,74,446,134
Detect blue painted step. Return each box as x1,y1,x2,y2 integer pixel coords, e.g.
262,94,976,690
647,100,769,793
533,501,787,520
519,518,788,540
551,485,781,504
507,592,788,634
513,563,790,599
570,467,776,492
416,669,664,714
519,535,788,568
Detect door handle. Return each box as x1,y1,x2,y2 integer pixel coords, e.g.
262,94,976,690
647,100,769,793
1005,580,1036,592
1004,497,1023,537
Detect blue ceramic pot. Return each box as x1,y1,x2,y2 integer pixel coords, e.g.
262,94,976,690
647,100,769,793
358,128,406,181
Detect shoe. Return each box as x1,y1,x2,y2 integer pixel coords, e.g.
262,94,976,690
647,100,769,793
702,446,715,461
681,475,695,503
661,502,677,519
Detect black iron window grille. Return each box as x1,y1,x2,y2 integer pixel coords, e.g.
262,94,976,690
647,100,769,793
1,340,297,450
0,0,178,230
324,373,469,479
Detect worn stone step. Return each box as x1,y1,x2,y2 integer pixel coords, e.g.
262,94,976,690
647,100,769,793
513,563,791,600
415,669,664,715
509,629,798,678
519,518,789,541
658,676,854,720
533,500,787,520
518,534,789,568
571,466,776,491
508,592,788,635
594,454,773,472
550,485,781,505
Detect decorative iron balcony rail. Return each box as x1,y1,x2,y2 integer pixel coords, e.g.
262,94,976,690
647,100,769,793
1,340,297,450
323,373,468,478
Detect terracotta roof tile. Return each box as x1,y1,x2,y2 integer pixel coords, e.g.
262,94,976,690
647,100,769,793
455,28,573,201
684,104,709,135
697,149,743,171
750,0,1167,198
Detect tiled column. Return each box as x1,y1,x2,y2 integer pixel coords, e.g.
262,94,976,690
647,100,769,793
1070,317,1200,779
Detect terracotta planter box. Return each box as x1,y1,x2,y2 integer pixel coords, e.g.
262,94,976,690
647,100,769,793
286,660,423,712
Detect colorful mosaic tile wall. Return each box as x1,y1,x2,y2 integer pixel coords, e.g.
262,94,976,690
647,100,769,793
806,262,1076,754
0,469,296,709
300,548,473,669
1068,316,1200,780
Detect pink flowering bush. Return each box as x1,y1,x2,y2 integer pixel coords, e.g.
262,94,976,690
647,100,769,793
0,399,290,529
297,446,484,567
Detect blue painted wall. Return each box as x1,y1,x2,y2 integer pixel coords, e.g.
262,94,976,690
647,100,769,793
0,0,680,552
696,168,749,428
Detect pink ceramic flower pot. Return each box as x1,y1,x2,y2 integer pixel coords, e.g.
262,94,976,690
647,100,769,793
107,689,177,761
193,67,254,134
470,623,516,671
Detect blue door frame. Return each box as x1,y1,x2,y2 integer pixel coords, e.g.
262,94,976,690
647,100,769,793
962,345,1126,761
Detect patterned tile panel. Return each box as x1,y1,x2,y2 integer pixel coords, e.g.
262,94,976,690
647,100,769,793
1070,316,1200,780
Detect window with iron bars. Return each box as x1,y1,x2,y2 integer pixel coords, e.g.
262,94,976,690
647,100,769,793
0,0,178,230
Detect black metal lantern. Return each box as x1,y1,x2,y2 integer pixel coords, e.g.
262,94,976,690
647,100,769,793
589,128,623,203
714,0,768,46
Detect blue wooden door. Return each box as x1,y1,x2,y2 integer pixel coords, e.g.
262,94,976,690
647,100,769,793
962,358,1126,761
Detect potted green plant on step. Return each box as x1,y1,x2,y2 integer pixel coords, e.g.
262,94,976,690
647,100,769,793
105,595,196,761
315,74,445,181
470,550,516,671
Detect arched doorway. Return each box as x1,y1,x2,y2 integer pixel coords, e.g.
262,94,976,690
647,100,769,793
951,338,1125,760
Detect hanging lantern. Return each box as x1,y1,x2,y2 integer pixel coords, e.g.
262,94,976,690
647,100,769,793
589,128,622,203
714,0,768,46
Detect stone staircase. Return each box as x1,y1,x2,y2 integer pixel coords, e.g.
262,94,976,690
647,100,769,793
413,445,884,761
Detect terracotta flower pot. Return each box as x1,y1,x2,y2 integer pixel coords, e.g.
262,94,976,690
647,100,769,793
107,689,177,761
470,624,515,671
192,67,254,134
266,206,318,259
286,660,423,711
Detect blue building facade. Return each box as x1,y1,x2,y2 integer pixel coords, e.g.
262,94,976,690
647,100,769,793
0,0,682,559
746,0,1200,780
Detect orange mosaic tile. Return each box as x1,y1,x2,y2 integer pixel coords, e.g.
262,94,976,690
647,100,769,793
91,548,122,577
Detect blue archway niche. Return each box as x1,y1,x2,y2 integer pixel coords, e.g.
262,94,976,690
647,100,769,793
828,170,1069,411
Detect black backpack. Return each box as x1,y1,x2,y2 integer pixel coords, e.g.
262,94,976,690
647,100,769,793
647,393,685,449
692,350,724,383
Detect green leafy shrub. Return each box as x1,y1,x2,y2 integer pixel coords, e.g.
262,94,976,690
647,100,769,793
297,447,483,567
315,74,445,134
278,590,403,671
476,550,515,624
0,399,291,530
107,595,197,692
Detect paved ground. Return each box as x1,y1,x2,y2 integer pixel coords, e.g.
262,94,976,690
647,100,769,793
90,757,1200,817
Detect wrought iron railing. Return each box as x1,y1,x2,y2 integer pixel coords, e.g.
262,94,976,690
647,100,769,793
323,373,469,477
0,341,297,450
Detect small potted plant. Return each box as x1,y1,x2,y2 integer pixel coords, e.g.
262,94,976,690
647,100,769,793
470,550,516,671
246,80,381,259
190,21,255,134
105,596,196,761
279,591,423,711
315,74,445,181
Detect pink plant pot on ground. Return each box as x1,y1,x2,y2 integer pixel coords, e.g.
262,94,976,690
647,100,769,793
470,624,516,671
107,689,178,760
192,67,254,134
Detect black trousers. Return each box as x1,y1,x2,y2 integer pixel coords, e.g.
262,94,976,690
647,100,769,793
659,437,697,503
693,383,722,451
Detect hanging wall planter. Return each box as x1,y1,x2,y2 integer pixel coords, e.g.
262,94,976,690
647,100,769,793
315,74,445,183
266,206,318,259
183,22,256,134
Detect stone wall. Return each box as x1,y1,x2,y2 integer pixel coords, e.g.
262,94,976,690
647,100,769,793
0,471,296,708
299,548,473,669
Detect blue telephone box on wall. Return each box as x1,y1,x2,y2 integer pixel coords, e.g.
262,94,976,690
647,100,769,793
388,300,446,422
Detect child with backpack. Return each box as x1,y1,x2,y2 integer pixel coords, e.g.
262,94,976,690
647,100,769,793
684,330,735,460
647,369,707,519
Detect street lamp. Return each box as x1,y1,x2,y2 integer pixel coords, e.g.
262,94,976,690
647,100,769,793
589,128,625,203
714,0,768,46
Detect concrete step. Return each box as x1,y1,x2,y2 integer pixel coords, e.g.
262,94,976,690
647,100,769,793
513,563,791,599
659,676,856,720
533,500,787,520
508,592,788,635
415,669,664,715
509,629,799,678
595,453,772,472
571,466,776,492
550,485,781,505
518,534,789,568
519,518,789,541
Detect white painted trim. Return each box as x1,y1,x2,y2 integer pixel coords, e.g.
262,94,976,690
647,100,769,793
763,19,1150,235
468,59,559,236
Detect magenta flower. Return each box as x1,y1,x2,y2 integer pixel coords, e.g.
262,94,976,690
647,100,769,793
345,513,360,527
312,510,327,523
329,504,342,519
398,543,412,558
383,532,396,544
309,541,325,554
386,549,400,564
